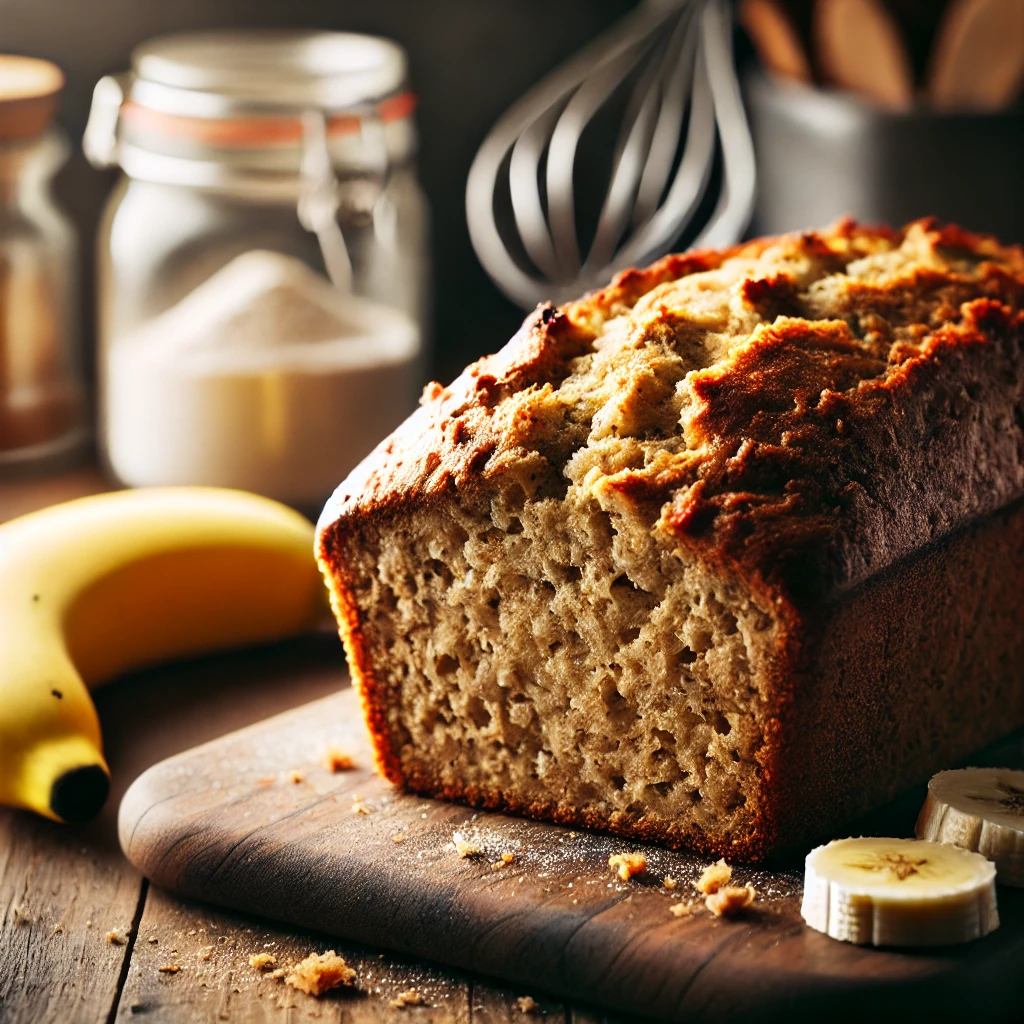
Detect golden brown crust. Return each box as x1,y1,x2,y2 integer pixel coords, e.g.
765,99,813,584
317,218,1024,860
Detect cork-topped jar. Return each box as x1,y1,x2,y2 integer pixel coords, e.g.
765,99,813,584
0,55,87,467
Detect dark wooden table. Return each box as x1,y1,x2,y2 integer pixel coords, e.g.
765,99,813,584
0,467,625,1024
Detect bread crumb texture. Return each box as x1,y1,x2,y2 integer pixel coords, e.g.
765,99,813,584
390,988,425,1008
517,996,541,1014
608,851,648,881
695,858,732,894
705,884,756,917
158,965,180,974
669,901,694,917
106,930,128,946
249,953,277,970
663,875,678,889
318,218,1024,860
323,747,356,772
285,950,357,996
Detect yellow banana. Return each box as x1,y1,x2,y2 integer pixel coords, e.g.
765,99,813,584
0,487,325,823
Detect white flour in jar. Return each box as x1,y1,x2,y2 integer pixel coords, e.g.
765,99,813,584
105,250,421,506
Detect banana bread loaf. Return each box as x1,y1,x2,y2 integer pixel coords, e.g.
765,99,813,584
316,219,1024,861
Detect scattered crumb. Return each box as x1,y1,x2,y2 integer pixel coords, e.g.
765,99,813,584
107,930,128,946
352,801,370,815
705,885,756,918
187,929,196,936
391,834,406,844
452,831,483,858
502,851,515,863
289,771,304,784
285,951,357,996
389,988,425,1008
608,852,647,882
271,968,286,980
51,924,64,936
323,747,356,772
695,859,732,895
147,936,158,944
663,876,678,890
86,920,93,929
250,953,278,970
199,947,213,961
516,996,540,1014
158,965,181,974
669,902,693,918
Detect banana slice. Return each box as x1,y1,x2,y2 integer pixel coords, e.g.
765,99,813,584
916,768,1024,887
801,837,998,946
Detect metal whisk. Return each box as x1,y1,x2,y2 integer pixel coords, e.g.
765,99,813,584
466,0,755,310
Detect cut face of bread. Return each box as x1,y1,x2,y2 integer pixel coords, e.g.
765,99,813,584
318,218,1024,860
340,481,778,852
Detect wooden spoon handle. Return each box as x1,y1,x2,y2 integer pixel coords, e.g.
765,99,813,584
814,0,916,109
740,0,814,82
928,0,1024,110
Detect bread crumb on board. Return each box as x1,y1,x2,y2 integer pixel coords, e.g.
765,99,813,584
705,885,756,917
516,996,541,1013
158,965,180,974
669,902,694,918
249,953,277,970
608,852,647,881
271,967,286,980
390,988,425,1008
323,747,356,772
695,859,732,895
663,876,678,890
107,929,128,946
289,770,304,784
452,831,483,858
285,951,357,996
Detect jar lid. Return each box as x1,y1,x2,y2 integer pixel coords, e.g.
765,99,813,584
0,55,64,141
84,30,415,187
129,30,406,117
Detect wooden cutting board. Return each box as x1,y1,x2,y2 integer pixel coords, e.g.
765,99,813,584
119,686,1024,1022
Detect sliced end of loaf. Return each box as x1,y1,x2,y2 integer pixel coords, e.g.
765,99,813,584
323,469,783,858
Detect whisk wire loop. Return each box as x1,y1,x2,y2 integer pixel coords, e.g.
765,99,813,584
467,0,754,309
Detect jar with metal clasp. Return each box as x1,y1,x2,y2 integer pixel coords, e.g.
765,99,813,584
84,30,429,509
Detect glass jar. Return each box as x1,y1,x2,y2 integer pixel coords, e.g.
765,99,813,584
84,30,429,509
0,57,87,468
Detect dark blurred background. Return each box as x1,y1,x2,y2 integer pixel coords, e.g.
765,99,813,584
2,0,638,385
